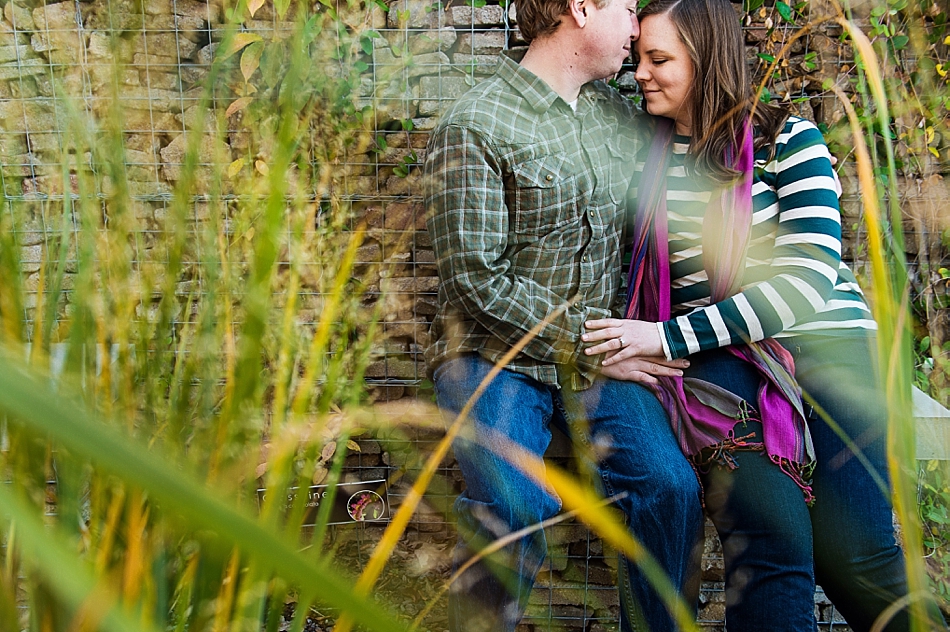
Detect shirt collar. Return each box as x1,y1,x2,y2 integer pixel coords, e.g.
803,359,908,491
496,49,609,115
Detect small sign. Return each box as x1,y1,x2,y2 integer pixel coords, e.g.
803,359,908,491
257,479,390,527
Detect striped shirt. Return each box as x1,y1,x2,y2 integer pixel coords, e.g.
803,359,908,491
628,116,876,361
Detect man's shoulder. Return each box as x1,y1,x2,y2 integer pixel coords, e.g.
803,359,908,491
586,80,640,121
431,74,517,139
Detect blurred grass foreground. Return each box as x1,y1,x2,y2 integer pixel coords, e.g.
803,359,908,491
0,0,947,629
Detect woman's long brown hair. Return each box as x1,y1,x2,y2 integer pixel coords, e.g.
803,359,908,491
636,0,789,184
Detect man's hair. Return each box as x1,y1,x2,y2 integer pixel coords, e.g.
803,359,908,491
637,0,788,183
515,0,612,44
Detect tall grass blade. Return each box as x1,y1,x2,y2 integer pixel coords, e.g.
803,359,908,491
0,352,408,632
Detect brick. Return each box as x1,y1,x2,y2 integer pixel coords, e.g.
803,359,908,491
4,3,34,31
32,3,76,31
451,53,500,75
456,29,506,55
448,4,505,27
0,44,34,64
31,29,81,53
386,0,440,29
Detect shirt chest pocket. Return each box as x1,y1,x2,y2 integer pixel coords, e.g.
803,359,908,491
510,154,580,236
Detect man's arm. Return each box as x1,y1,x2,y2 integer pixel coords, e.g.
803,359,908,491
424,123,603,371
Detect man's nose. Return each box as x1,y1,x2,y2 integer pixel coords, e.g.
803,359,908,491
630,14,640,40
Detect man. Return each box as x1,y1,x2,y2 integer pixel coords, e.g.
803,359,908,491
422,0,702,629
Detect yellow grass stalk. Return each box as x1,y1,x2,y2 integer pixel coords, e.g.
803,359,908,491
211,550,242,632
409,494,626,631
333,300,573,632
121,492,150,608
94,488,126,575
289,225,366,416
830,31,933,624
513,443,699,632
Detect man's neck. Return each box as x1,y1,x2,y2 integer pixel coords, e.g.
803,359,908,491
519,38,588,104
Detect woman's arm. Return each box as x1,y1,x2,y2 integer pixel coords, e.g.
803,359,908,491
585,118,842,362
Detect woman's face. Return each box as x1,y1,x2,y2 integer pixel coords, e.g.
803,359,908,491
634,13,694,135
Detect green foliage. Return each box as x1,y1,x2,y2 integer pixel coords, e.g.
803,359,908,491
920,461,950,613
0,0,420,629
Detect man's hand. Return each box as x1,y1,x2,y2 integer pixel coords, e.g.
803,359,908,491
598,353,689,385
582,318,665,361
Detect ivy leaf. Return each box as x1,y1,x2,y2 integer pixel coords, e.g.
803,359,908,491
891,34,909,50
361,36,374,56
241,41,265,82
218,32,264,61
775,1,793,22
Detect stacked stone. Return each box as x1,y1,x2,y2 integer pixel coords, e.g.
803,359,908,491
1,0,877,627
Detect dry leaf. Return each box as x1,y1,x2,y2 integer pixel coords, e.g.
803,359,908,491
217,32,264,61
255,160,269,176
226,96,252,118
241,41,265,83
312,465,328,485
248,0,266,17
321,442,336,462
346,439,361,453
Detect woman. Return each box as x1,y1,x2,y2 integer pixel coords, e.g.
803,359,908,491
581,0,940,629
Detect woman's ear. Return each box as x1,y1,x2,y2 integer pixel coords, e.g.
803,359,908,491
569,0,588,27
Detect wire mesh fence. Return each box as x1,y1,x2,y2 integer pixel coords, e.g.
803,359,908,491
0,0,897,629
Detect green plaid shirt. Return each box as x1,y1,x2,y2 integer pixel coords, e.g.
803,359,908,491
424,51,642,389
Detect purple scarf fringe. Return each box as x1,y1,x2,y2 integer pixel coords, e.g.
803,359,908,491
626,117,815,503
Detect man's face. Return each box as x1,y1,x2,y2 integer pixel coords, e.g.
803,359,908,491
580,0,640,80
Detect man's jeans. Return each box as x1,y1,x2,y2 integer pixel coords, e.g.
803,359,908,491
434,354,703,632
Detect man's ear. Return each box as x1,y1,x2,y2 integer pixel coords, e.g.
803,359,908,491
568,0,588,27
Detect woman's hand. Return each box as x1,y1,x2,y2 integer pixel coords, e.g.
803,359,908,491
598,353,689,385
582,318,665,363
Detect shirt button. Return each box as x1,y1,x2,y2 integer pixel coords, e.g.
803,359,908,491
545,174,554,181
573,301,581,308
589,210,594,217
583,254,590,262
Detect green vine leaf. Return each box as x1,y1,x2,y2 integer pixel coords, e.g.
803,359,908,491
775,1,793,22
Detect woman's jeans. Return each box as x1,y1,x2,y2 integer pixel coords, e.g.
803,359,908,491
434,354,703,632
686,335,921,632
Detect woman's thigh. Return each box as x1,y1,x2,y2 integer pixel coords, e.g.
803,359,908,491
686,349,815,629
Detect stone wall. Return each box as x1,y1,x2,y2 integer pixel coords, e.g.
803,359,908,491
0,0,894,629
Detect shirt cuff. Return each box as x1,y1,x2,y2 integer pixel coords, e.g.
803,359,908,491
657,321,673,361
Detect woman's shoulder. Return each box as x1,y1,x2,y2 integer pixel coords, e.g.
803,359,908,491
768,115,829,159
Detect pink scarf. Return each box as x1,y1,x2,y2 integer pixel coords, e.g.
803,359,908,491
625,117,815,500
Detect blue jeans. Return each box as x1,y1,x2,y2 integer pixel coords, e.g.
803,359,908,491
684,348,817,631
434,354,703,632
688,337,936,632
786,335,942,632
